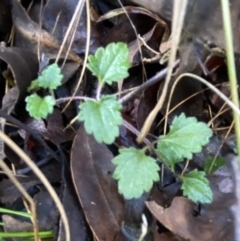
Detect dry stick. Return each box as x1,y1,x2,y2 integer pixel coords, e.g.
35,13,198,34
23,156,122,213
17,155,52,175
159,87,213,128
119,59,179,104
61,0,91,113
122,120,151,146
181,159,190,177
209,121,234,173
56,96,152,145
0,159,39,241
156,85,212,128
52,13,62,36
56,0,84,63
157,82,231,128
0,110,59,162
37,0,44,63
138,214,148,241
165,73,240,129
61,10,81,68
57,60,179,105
117,0,148,90
0,130,70,241
137,0,189,143
207,103,230,126
214,126,232,131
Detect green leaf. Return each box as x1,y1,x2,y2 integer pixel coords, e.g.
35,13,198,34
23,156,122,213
87,42,131,84
204,156,226,174
157,113,212,161
180,169,213,203
78,95,122,144
27,79,41,92
38,63,63,90
25,94,55,119
156,147,182,171
112,148,160,199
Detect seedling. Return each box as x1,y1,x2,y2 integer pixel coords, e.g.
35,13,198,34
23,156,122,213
26,42,213,203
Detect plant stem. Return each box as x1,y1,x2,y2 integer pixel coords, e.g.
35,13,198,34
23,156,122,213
96,82,103,100
122,119,151,146
0,208,32,218
221,0,240,164
56,96,95,104
180,159,190,177
0,230,53,238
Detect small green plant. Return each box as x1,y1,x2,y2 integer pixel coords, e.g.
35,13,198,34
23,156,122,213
26,42,214,203
26,62,63,119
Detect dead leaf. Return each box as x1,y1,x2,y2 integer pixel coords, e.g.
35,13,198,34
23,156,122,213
146,161,236,241
0,46,39,105
98,6,168,36
12,0,82,63
0,161,62,204
129,0,240,119
146,196,234,241
71,126,125,241
0,46,38,160
58,170,92,241
128,0,240,52
128,23,164,65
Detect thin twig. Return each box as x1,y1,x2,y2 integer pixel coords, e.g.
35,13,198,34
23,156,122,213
117,0,148,82
61,0,91,113
17,155,53,175
137,0,188,143
119,59,179,104
55,0,85,63
0,130,70,241
123,119,151,146
56,96,95,104
0,110,59,161
180,159,190,177
165,73,240,122
0,159,39,241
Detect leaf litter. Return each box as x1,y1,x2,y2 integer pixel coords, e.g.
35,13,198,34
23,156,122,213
0,0,239,241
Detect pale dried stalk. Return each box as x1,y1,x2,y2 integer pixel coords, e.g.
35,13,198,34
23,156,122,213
61,0,91,113
0,158,39,241
137,0,189,143
0,131,70,241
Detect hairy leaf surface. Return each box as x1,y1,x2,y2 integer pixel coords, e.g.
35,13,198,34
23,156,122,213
112,148,160,199
78,96,122,144
181,169,212,204
87,42,131,84
25,94,55,119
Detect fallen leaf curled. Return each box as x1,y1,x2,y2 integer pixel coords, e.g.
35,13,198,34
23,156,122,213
71,126,125,241
146,165,236,241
